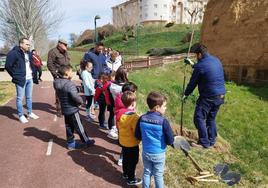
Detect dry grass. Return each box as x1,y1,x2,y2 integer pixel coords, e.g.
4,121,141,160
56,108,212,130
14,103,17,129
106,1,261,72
0,81,15,105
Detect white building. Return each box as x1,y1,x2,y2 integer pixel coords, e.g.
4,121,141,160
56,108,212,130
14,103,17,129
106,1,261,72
112,0,208,28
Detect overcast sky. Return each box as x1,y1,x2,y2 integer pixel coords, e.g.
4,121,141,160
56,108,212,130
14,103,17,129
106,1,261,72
0,0,125,47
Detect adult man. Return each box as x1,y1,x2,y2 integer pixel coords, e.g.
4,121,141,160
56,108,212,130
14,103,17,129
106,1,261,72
5,37,39,123
183,43,226,148
83,42,107,79
47,39,70,116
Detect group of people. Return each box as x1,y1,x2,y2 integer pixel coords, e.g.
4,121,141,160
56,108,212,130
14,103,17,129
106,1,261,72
5,36,226,188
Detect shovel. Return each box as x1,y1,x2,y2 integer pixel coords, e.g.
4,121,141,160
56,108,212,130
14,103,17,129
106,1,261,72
174,136,209,175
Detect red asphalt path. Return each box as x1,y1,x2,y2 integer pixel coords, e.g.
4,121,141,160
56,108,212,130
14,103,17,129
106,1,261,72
0,81,142,188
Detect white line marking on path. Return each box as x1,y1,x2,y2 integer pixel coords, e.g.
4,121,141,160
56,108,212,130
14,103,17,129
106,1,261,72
41,86,51,89
53,115,57,122
46,139,53,156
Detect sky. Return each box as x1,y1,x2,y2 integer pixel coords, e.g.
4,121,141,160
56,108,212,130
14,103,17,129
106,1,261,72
53,0,125,42
0,0,125,47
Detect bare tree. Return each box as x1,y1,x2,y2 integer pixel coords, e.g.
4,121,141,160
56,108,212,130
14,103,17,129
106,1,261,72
69,33,78,47
184,0,206,24
0,0,63,50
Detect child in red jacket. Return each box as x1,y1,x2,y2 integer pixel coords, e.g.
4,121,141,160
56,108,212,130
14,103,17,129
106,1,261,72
94,72,114,130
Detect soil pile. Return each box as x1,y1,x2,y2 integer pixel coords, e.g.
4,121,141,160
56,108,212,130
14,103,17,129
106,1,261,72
201,0,268,83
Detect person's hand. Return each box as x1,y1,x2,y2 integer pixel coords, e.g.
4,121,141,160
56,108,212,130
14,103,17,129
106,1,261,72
182,95,188,102
184,58,195,66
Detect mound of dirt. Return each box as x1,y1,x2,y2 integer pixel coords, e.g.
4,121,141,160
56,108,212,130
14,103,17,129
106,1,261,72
201,0,268,84
172,124,230,153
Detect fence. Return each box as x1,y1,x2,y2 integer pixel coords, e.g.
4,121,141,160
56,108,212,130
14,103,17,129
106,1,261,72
123,53,192,71
123,55,268,84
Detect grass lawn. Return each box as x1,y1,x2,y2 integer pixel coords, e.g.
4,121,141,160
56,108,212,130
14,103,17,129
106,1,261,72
0,81,15,105
128,62,268,187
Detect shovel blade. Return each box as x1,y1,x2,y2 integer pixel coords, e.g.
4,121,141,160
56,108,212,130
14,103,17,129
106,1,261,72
221,172,241,186
174,136,191,153
214,163,229,176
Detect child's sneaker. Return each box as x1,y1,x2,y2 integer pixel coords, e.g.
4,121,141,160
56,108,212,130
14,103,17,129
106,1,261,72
107,130,118,140
28,112,39,119
19,115,29,123
85,115,94,122
90,113,96,119
85,139,95,147
127,178,142,186
67,141,85,150
117,158,123,166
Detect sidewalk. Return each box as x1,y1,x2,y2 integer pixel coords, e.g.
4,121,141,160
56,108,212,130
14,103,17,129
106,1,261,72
0,70,80,82
0,81,142,188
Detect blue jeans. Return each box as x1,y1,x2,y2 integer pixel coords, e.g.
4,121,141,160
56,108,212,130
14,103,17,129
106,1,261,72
142,151,165,188
16,79,33,117
194,97,224,147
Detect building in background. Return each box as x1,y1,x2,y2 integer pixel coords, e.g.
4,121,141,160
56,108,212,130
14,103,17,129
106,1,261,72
112,0,208,28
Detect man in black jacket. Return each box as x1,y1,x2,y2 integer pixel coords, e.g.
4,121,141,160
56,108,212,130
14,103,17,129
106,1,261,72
5,37,39,124
53,65,95,149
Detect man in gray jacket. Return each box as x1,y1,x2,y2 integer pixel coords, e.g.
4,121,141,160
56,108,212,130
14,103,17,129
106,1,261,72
53,65,95,149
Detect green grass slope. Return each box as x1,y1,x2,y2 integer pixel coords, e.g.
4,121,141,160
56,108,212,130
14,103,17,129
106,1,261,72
128,63,268,187
69,24,200,65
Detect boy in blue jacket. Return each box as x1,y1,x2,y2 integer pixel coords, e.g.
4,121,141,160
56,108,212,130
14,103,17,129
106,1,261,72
135,91,174,188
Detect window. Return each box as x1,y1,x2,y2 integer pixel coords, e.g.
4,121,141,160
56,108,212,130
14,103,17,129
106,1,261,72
154,4,158,8
145,13,148,18
154,12,157,16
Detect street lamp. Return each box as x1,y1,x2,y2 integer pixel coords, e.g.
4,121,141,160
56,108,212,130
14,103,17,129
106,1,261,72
7,19,20,44
94,15,101,43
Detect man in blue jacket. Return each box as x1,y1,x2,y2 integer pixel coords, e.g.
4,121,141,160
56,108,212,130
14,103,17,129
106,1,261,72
83,42,108,79
183,43,226,148
5,37,39,123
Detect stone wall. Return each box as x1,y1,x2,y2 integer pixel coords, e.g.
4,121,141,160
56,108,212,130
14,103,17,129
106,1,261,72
201,0,268,84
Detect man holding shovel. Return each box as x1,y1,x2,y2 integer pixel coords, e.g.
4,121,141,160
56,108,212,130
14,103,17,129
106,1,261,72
183,43,226,149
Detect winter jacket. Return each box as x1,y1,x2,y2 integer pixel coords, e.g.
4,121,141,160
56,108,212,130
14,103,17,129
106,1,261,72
81,70,95,96
5,46,38,87
83,49,107,79
53,78,83,115
32,54,42,68
47,47,70,79
94,80,112,105
184,53,226,98
135,111,174,154
109,82,125,101
118,110,140,147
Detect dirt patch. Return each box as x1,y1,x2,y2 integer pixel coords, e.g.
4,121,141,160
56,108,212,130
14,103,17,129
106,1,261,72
171,124,231,153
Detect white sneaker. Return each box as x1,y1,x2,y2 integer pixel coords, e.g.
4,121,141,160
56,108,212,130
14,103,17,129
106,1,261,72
19,115,29,123
85,115,94,122
90,113,96,119
117,158,122,166
107,129,118,140
28,112,39,119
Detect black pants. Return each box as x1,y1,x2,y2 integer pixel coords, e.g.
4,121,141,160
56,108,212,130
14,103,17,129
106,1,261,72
64,112,90,143
98,102,114,129
85,95,93,110
37,67,42,79
122,146,139,181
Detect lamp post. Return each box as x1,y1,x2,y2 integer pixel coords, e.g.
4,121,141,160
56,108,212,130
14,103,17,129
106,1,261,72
7,20,20,43
94,15,101,43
